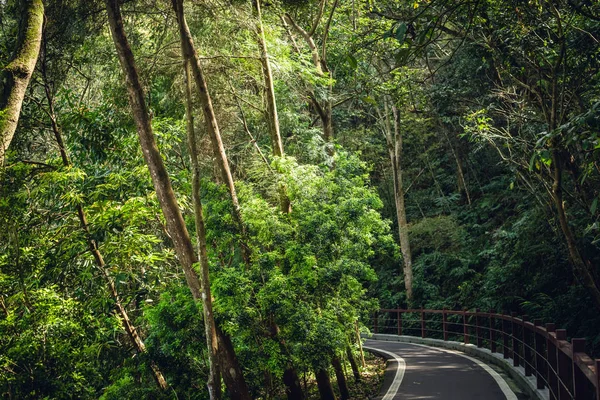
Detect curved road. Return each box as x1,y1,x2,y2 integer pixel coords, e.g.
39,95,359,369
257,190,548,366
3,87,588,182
364,339,518,400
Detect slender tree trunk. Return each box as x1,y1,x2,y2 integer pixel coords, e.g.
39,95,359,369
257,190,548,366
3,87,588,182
41,67,168,389
551,150,600,310
354,321,365,368
315,368,337,400
345,346,360,382
382,100,413,302
252,0,291,214
183,60,221,400
171,0,251,265
0,0,44,165
331,356,349,400
103,1,251,397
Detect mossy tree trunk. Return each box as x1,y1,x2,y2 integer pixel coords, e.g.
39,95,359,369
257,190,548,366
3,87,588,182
0,0,44,166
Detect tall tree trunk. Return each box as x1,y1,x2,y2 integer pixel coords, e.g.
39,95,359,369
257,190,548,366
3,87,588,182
345,345,360,382
551,150,600,310
183,60,221,400
41,63,168,389
216,325,252,400
283,366,304,400
0,0,44,166
315,368,337,400
103,1,251,398
171,0,250,264
354,321,365,368
331,356,349,400
252,0,291,214
382,100,413,302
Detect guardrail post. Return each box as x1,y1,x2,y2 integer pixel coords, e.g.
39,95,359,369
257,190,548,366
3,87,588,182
490,310,496,353
397,310,402,336
476,309,482,348
546,323,558,400
421,308,425,338
522,315,532,376
502,312,510,359
534,319,545,390
443,308,448,341
555,329,571,400
463,309,469,344
374,311,378,334
511,312,520,367
571,338,587,399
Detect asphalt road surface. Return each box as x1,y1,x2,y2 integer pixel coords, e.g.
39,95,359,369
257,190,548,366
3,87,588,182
364,339,518,400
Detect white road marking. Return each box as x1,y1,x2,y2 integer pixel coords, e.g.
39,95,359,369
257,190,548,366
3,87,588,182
363,345,406,400
401,342,518,400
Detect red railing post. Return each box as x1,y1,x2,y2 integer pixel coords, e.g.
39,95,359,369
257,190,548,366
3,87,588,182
443,308,448,341
374,311,378,334
397,310,402,336
546,323,558,400
476,309,482,348
421,308,426,338
463,309,469,344
489,310,496,353
571,338,587,399
555,329,571,400
502,312,510,359
534,319,545,390
511,312,520,367
522,315,532,376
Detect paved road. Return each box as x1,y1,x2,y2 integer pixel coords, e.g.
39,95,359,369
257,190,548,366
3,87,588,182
364,339,517,400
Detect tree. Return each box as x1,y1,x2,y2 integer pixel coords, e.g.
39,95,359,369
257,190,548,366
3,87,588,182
0,0,44,165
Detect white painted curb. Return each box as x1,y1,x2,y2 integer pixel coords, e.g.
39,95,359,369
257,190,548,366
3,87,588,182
363,346,406,400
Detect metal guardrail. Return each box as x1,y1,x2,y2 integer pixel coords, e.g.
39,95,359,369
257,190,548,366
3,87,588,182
370,309,600,400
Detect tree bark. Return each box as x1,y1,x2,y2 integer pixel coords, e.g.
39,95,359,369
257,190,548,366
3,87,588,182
216,325,252,400
171,0,250,266
104,0,201,300
0,0,44,166
331,356,349,400
104,1,251,397
183,59,221,400
315,368,337,400
283,366,304,400
551,150,600,310
252,0,291,214
382,100,413,302
345,345,360,382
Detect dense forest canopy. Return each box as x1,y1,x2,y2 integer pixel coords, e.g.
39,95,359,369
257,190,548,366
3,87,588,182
1,0,600,398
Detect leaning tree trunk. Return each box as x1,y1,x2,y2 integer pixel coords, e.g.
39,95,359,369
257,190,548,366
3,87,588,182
103,1,251,398
0,0,44,165
315,368,337,400
345,345,360,382
183,59,221,399
252,0,291,214
171,0,251,265
41,63,167,389
331,355,349,400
